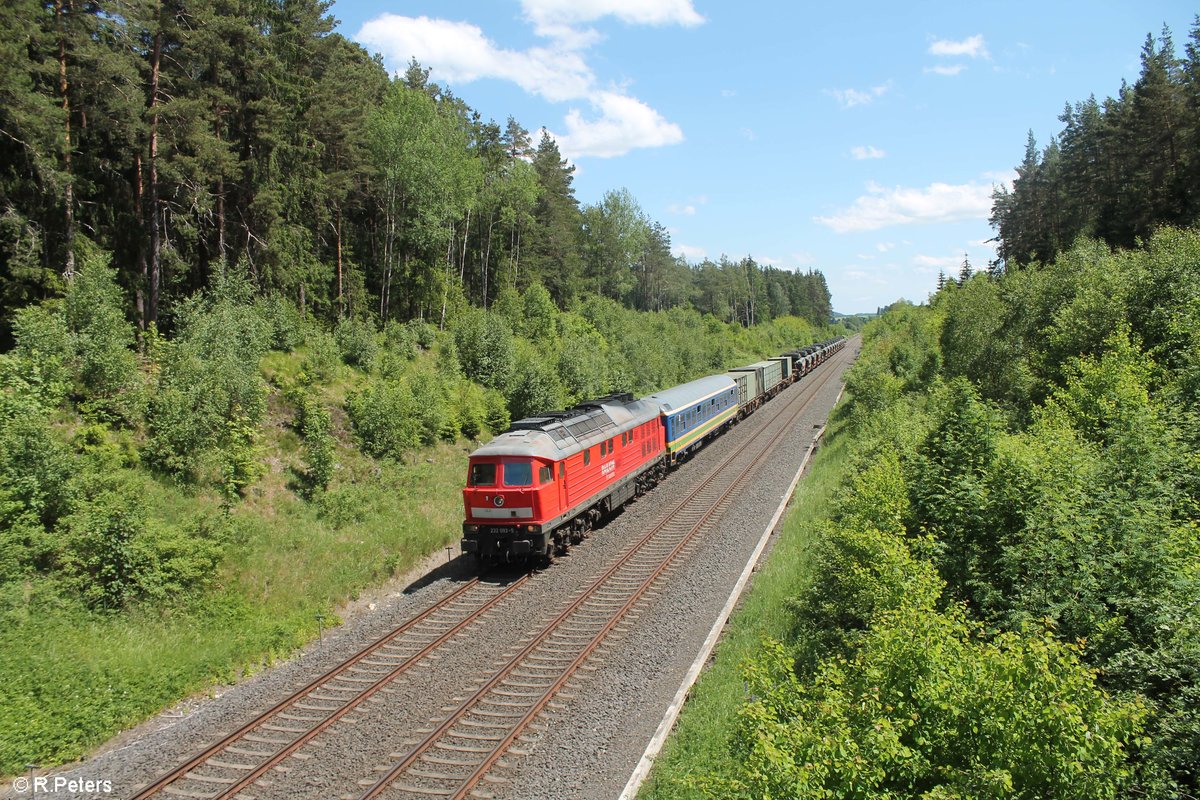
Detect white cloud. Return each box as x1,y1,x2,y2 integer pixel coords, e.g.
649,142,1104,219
828,84,890,109
357,15,593,102
876,242,895,252
674,243,706,260
851,145,886,160
814,180,995,233
552,91,684,158
357,6,696,159
929,34,989,59
668,203,697,215
741,127,758,141
924,64,966,76
913,254,961,270
521,0,704,33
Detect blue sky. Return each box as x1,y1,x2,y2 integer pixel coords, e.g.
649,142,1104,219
328,0,1196,313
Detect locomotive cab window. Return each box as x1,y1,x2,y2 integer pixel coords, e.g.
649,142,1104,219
502,461,533,487
469,463,496,486
538,465,552,484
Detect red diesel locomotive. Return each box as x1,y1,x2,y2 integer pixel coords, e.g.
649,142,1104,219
461,393,666,562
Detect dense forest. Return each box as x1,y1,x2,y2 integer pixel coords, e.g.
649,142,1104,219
991,23,1200,268
0,0,830,341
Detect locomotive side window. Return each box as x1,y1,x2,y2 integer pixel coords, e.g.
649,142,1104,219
538,465,552,484
469,463,496,486
559,463,566,479
584,448,591,465
503,461,533,486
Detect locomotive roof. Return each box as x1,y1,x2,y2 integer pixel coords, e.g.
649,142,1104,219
469,393,661,460
644,374,736,412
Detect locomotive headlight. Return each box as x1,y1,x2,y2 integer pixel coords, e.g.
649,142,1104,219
465,525,479,533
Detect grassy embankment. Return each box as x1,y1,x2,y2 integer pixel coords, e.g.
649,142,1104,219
0,345,467,775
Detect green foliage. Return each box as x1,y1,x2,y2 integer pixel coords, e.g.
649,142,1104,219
297,396,335,494
334,316,379,369
10,305,73,407
713,618,1143,800
145,270,271,486
255,293,305,351
62,242,138,406
219,414,266,507
507,343,565,420
56,470,225,609
453,309,515,391
346,377,420,458
299,323,341,382
482,387,510,434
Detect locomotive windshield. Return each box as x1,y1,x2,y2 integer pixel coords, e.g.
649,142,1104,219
469,463,496,486
502,460,534,487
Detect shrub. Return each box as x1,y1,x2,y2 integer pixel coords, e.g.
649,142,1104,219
346,378,420,458
57,472,145,609
144,269,270,485
254,292,305,350
507,346,565,421
482,388,510,434
297,397,335,494
334,316,378,369
299,323,340,382
454,309,515,391
62,242,138,404
714,615,1144,800
10,305,73,407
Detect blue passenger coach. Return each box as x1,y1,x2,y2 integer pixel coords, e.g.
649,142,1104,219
645,375,739,465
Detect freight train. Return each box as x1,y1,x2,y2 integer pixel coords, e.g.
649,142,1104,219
460,337,846,564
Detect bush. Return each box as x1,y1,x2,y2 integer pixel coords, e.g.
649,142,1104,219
10,305,73,407
62,242,138,405
454,309,515,391
297,397,335,494
334,316,378,369
254,293,304,351
507,346,564,421
346,378,420,459
144,269,270,485
483,388,510,434
714,615,1144,800
299,323,340,382
57,472,145,609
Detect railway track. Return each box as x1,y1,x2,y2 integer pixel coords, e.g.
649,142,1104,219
129,576,529,800
349,357,844,800
129,351,845,800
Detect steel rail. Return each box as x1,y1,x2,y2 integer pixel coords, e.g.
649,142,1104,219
131,574,528,800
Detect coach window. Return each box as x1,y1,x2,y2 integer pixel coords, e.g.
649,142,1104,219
469,463,496,486
502,460,533,487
